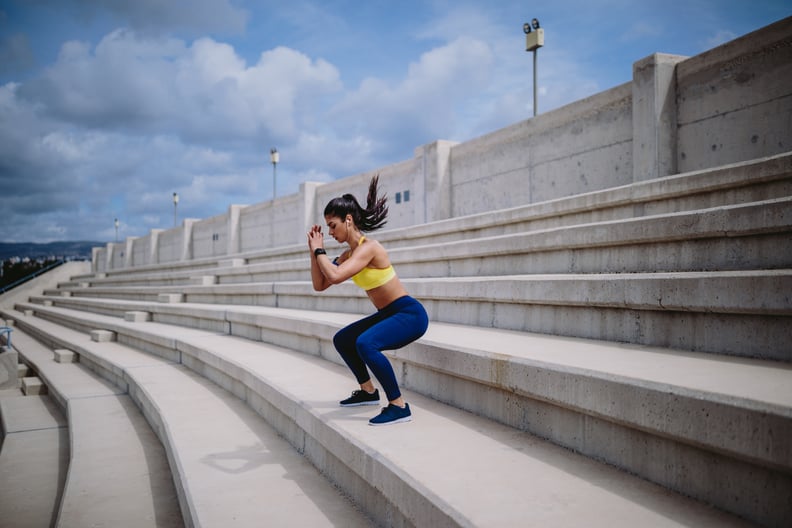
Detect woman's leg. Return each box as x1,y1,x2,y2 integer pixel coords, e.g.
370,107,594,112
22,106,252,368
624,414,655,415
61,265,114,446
356,299,429,403
333,311,385,386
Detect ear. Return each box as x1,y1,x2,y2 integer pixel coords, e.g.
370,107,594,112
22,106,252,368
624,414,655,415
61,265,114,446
345,214,353,225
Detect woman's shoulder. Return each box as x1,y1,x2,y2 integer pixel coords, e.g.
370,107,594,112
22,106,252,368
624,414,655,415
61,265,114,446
363,237,391,264
362,237,387,253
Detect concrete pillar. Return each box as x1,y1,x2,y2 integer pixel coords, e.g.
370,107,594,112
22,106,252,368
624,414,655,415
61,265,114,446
104,243,114,271
91,247,103,273
418,140,456,223
632,53,687,182
149,229,163,265
124,237,137,268
180,220,196,262
299,182,320,244
0,350,18,390
226,205,245,256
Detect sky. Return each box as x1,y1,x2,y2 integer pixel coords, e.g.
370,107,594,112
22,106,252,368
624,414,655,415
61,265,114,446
0,1,788,243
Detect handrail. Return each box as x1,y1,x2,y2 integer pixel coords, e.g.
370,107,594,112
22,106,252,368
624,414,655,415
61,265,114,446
0,259,65,294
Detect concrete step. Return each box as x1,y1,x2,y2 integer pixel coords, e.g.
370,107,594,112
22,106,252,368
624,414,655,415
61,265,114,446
11,330,122,410
87,151,792,280
5,302,790,525
6,315,375,527
8,330,184,528
64,195,792,292
21,376,46,395
39,269,792,360
57,396,184,528
0,393,68,528
363,151,792,250
199,196,792,282
4,310,760,527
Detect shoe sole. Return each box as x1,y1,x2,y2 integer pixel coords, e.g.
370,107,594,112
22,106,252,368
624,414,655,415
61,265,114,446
368,415,412,426
340,401,380,407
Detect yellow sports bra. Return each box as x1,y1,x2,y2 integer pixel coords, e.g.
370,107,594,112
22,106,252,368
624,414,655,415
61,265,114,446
349,236,396,291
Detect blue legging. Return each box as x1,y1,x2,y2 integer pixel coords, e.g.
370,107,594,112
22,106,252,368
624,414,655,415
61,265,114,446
333,296,429,402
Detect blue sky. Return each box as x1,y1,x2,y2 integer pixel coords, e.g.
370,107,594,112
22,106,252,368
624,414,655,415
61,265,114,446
0,0,788,243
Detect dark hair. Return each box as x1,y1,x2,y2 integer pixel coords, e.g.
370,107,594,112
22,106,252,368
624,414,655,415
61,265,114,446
324,175,388,232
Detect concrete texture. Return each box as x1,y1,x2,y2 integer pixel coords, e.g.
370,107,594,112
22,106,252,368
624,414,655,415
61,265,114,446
90,329,116,342
21,376,46,395
56,395,184,528
5,296,790,525
3,319,374,527
0,350,19,390
7,309,758,527
7,329,183,528
53,349,77,363
0,394,68,528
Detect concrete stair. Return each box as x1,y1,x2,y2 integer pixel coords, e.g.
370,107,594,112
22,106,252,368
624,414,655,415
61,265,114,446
3,308,759,527
0,391,68,528
43,195,792,361
4,319,374,527
2,152,791,526
65,152,792,288
3,329,184,527
4,295,791,526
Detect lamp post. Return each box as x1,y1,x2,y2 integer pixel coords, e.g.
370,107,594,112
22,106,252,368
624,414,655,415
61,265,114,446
114,218,119,242
270,147,279,199
173,192,179,227
523,18,544,117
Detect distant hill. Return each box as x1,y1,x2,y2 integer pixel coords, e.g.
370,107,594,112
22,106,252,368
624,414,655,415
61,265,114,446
0,241,104,260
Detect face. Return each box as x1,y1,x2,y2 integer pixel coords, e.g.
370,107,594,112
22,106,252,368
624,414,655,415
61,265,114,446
325,215,348,242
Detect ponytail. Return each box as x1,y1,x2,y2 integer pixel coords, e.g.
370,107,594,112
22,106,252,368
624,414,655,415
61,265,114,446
324,175,388,232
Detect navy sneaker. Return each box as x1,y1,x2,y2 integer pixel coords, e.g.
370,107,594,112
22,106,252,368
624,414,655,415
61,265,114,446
340,389,380,407
369,403,412,426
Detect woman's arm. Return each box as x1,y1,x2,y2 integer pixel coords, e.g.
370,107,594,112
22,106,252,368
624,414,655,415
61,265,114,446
307,225,331,291
307,225,376,287
314,244,373,285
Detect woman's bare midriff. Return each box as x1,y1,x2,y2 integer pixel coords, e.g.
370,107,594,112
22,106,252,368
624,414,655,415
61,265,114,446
367,275,409,310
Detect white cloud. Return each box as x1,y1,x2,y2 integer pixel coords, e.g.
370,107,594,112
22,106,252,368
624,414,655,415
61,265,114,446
329,36,493,156
20,30,342,144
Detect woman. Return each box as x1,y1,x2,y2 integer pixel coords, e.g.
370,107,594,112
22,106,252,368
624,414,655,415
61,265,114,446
307,176,429,426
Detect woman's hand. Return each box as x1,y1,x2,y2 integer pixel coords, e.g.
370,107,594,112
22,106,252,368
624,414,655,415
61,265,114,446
307,224,324,252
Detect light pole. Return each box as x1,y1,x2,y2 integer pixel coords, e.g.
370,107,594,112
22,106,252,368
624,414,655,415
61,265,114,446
270,147,279,200
114,218,119,242
523,18,544,117
173,192,179,227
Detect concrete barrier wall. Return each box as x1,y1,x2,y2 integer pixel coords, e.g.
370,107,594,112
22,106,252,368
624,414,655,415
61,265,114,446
310,159,418,230
448,84,633,217
192,212,229,260
131,234,150,267
272,193,305,247
93,17,792,272
110,242,125,270
239,201,274,253
157,224,189,264
676,18,792,173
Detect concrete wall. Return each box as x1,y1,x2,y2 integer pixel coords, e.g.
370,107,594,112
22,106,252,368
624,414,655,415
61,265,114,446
93,17,792,272
676,18,792,172
448,83,633,217
192,212,230,260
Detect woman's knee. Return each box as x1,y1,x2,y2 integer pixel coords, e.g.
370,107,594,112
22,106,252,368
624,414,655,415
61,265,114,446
355,334,380,361
334,326,359,355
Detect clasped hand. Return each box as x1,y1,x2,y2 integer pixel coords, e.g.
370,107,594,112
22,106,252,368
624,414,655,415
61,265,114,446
307,224,324,252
